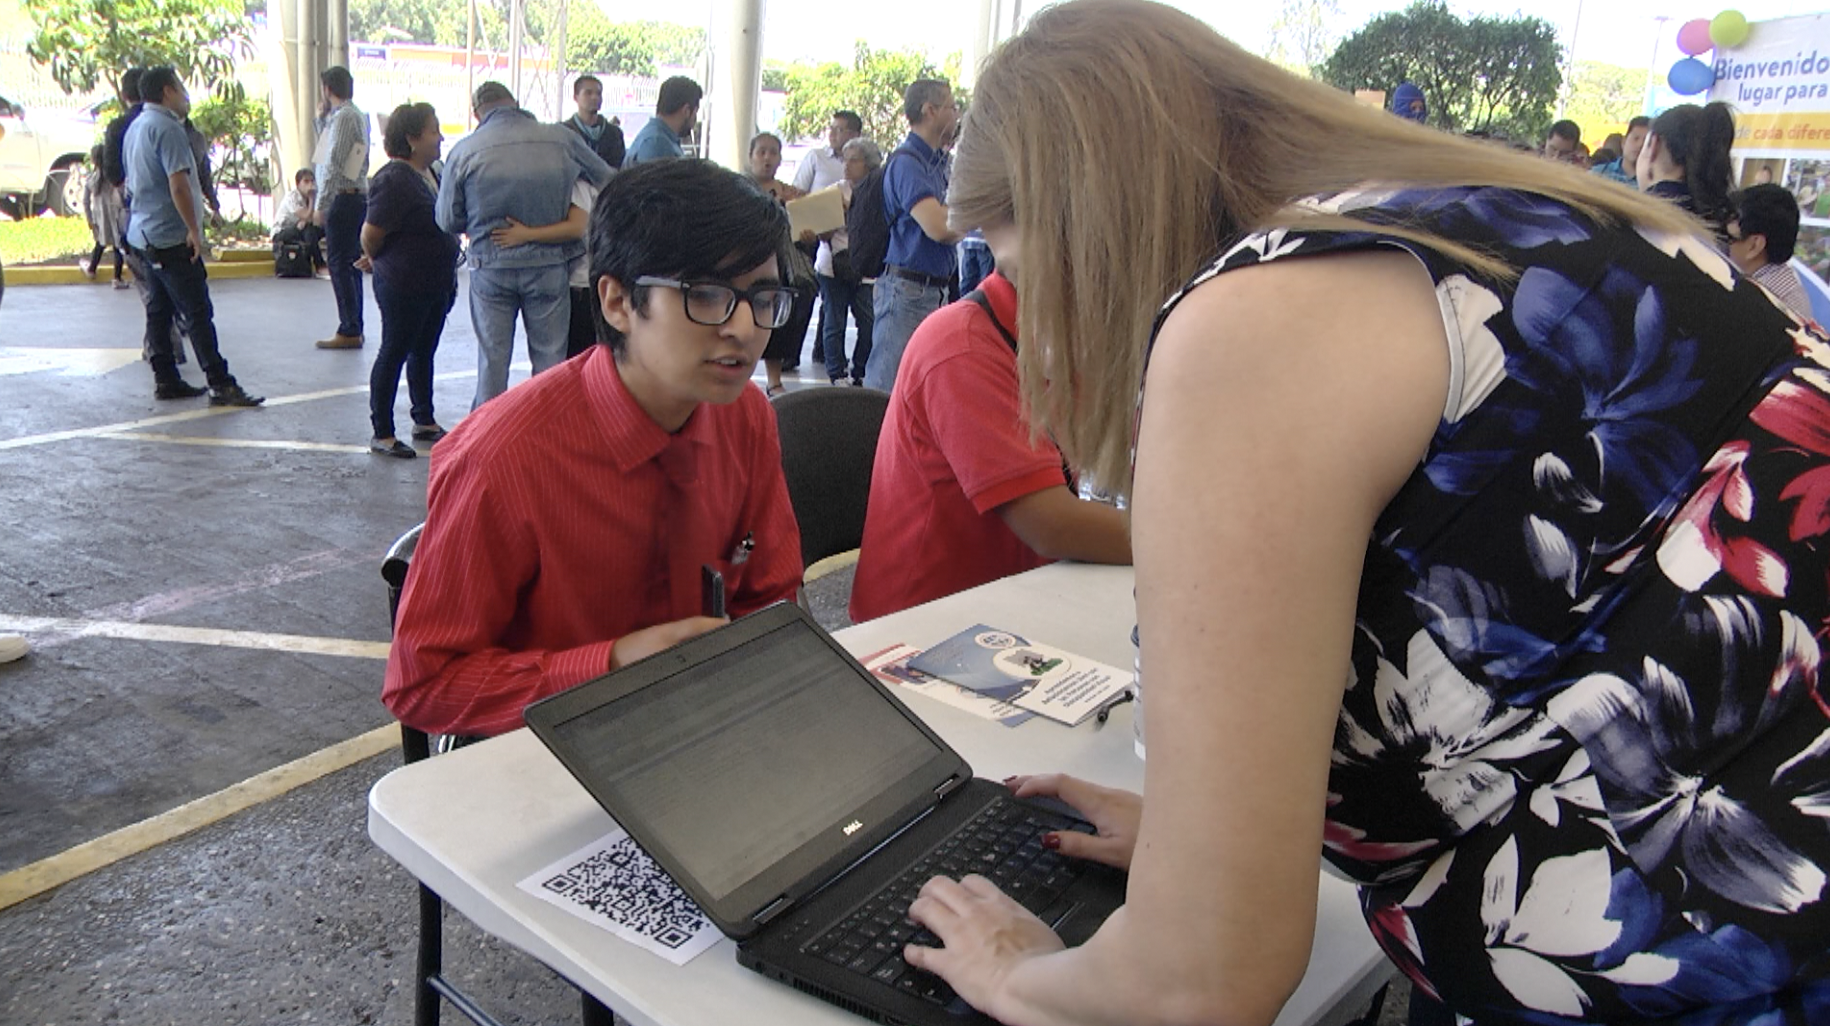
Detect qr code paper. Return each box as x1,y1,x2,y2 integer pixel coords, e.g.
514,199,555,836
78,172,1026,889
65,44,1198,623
517,829,722,966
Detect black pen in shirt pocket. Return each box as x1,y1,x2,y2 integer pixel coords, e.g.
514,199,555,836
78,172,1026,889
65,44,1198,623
702,564,726,619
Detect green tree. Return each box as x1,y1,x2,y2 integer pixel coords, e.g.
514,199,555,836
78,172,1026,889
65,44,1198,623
1266,0,1341,77
26,0,254,98
349,0,443,43
1564,60,1644,139
190,92,273,219
1319,1,1561,139
779,43,953,147
565,2,658,76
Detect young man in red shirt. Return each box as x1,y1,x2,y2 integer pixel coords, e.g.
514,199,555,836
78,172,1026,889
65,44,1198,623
849,224,1131,622
384,160,804,738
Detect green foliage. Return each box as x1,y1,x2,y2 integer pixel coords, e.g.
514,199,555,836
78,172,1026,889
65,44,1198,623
779,43,957,147
565,5,706,77
1319,0,1561,139
25,0,254,99
1266,0,1342,77
1564,60,1645,139
349,0,444,43
191,93,273,206
761,63,789,93
0,215,93,265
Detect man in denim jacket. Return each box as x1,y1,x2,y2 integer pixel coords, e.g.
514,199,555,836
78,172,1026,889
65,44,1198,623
436,81,613,409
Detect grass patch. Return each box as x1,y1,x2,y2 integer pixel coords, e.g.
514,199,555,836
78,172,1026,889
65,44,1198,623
0,215,94,266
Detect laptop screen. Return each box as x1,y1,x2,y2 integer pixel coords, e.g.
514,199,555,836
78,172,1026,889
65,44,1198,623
543,618,946,904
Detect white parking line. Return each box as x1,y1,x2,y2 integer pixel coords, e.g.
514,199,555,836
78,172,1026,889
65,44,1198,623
0,615,391,660
95,432,374,454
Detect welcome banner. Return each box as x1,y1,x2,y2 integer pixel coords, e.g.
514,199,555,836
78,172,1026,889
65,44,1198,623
1711,13,1830,154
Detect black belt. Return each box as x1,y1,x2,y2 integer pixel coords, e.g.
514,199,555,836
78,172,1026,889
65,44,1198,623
334,188,362,195
886,265,952,288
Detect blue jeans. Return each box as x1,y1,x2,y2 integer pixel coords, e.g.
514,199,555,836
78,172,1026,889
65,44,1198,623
958,241,995,296
818,273,874,383
138,242,235,390
325,192,367,337
371,280,453,438
865,273,947,393
467,263,570,409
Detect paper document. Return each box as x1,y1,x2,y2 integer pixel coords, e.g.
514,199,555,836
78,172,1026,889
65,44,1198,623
518,829,722,966
786,186,845,237
907,626,1131,726
862,643,1035,727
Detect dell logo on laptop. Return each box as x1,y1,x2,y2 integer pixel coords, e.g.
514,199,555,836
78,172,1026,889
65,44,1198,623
843,820,864,836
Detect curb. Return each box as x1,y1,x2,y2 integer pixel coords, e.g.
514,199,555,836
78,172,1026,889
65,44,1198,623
6,256,277,286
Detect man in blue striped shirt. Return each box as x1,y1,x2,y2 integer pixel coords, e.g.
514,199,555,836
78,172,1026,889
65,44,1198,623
314,66,370,349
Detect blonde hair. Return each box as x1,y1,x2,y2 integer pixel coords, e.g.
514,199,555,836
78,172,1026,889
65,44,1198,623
950,0,1709,496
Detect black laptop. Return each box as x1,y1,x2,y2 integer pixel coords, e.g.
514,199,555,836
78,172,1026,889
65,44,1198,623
524,602,1127,1026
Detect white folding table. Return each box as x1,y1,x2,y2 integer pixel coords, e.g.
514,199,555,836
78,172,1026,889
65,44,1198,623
368,562,1394,1026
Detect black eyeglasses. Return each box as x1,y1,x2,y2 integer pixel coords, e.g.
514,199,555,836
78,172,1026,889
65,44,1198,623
634,276,800,330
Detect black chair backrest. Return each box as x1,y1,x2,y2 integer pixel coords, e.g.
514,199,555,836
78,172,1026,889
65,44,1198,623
382,522,428,764
771,387,890,569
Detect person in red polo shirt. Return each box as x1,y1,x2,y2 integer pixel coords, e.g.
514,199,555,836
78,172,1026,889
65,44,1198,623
850,230,1131,623
384,160,805,738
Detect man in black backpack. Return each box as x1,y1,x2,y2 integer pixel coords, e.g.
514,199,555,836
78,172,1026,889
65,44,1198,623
862,79,960,393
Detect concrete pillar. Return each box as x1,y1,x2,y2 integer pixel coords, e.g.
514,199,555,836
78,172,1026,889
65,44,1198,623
270,0,319,190
508,0,525,102
961,0,996,89
709,0,765,170
326,0,348,69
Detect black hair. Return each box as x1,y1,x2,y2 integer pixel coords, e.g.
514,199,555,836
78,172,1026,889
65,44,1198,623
656,76,703,116
294,166,315,185
1733,183,1801,264
1627,115,1651,132
573,74,601,97
587,159,793,356
749,131,782,154
473,81,514,109
90,143,105,164
1590,147,1619,166
321,65,354,100
903,79,950,125
120,68,145,104
384,103,436,160
1653,102,1737,226
1547,119,1580,143
139,67,182,107
833,109,862,134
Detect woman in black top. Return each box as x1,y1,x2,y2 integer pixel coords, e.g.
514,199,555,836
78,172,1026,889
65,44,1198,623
1638,102,1737,243
360,103,460,458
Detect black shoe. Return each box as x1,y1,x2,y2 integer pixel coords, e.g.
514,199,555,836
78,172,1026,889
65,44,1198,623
850,378,865,387
410,425,448,443
209,384,265,407
369,438,416,459
154,380,207,400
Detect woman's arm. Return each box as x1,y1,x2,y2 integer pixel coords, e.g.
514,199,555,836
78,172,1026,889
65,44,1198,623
908,250,1450,1026
491,205,589,248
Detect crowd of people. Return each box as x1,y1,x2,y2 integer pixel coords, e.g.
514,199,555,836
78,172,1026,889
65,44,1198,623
75,6,1830,1021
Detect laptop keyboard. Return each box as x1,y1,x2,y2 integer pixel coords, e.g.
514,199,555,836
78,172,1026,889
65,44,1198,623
792,797,1090,1007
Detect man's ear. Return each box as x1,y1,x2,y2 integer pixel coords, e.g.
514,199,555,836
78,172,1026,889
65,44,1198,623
1746,232,1770,264
598,275,633,334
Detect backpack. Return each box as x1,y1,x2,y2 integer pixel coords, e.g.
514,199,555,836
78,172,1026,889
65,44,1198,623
273,238,314,278
843,149,916,282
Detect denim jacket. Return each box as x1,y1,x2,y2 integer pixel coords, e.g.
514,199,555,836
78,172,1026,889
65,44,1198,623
435,107,612,269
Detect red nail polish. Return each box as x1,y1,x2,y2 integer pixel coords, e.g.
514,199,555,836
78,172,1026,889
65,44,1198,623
1041,832,1060,850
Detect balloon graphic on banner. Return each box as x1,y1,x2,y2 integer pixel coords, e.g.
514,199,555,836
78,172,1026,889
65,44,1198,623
1677,17,1716,55
1710,10,1750,48
1668,56,1716,94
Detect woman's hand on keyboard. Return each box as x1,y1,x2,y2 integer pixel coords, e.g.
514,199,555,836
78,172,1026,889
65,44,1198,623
1006,774,1141,871
904,874,1064,1017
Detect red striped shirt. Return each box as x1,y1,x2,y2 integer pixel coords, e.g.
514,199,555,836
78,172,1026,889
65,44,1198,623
382,346,801,736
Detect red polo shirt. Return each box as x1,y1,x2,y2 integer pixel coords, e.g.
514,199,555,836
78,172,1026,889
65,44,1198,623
849,273,1069,622
383,346,802,737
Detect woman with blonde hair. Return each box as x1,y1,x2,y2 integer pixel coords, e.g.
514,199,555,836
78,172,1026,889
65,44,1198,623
899,2,1830,1024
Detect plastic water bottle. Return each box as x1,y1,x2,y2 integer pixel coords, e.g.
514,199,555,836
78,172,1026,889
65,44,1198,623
1131,624,1144,760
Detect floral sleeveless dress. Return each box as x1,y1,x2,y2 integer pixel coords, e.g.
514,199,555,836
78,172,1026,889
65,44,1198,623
1148,188,1830,1024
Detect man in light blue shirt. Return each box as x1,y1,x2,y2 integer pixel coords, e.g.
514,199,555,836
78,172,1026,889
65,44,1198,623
312,65,370,349
436,81,612,408
123,66,262,406
1591,116,1649,188
865,79,960,393
622,76,700,168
